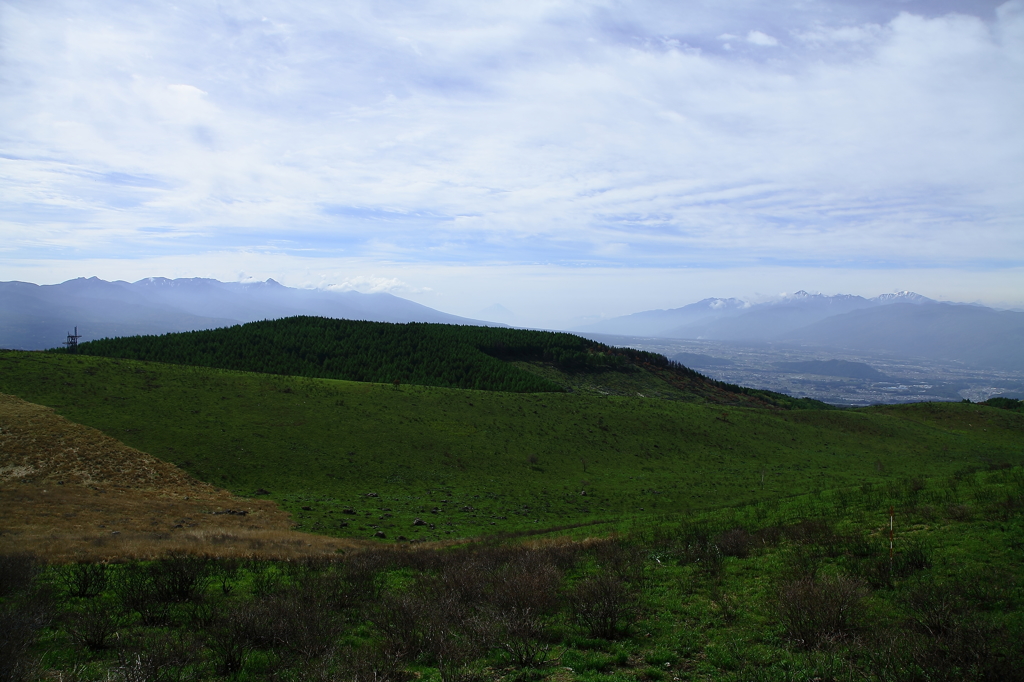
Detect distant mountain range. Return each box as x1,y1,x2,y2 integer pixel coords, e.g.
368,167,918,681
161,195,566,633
578,292,1024,372
0,277,494,350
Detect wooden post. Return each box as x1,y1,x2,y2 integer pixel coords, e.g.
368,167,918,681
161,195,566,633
889,505,895,571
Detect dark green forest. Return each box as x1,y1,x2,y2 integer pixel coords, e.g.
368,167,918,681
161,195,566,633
58,319,690,391
60,317,828,409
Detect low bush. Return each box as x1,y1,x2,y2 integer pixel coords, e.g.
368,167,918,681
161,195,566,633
151,551,211,603
0,553,39,598
0,588,51,682
776,574,867,650
565,573,638,640
56,561,108,599
64,597,123,651
715,528,752,558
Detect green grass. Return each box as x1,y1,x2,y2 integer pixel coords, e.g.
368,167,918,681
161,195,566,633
1,350,1021,543
8,465,1024,682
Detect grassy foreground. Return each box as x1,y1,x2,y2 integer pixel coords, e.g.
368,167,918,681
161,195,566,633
3,465,1023,681
1,351,1022,542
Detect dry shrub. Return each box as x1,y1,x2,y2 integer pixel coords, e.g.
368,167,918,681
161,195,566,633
64,598,123,651
566,573,638,640
895,580,1023,681
0,586,51,682
0,553,40,598
370,591,429,662
113,631,202,682
150,551,212,603
338,643,410,682
486,557,562,667
205,602,265,676
947,504,973,521
715,528,752,558
112,563,182,627
262,572,349,663
754,525,785,548
776,574,867,650
56,561,109,598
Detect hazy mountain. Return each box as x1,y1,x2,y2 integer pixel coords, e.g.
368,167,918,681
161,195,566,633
473,303,517,325
773,359,890,380
0,277,494,350
578,291,935,341
578,297,748,336
780,303,1024,372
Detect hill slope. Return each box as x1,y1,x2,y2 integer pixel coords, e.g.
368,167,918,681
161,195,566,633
65,317,822,408
1,351,1021,543
0,392,351,559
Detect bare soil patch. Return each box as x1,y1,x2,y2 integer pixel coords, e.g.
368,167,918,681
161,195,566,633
0,393,364,561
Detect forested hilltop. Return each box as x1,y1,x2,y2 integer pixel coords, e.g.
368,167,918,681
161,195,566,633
61,317,826,408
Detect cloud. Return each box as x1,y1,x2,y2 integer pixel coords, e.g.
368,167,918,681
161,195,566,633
746,30,778,46
1,0,1021,316
322,276,431,295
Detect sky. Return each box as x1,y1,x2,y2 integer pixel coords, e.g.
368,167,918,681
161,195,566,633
2,0,1022,328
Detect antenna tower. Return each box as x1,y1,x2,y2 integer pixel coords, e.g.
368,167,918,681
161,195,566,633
64,326,82,354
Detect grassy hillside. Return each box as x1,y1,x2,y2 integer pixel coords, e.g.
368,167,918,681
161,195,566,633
57,316,827,409
1,351,1021,543
5,465,1022,682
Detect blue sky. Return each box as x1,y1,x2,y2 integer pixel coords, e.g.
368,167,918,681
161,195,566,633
1,0,1022,327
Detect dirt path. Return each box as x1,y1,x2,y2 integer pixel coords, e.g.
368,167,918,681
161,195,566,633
0,393,365,561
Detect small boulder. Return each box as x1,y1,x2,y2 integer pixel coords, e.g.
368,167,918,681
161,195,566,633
374,530,386,538
412,518,427,526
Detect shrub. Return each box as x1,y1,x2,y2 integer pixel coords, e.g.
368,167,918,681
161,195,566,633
899,580,1023,681
715,528,752,558
338,643,409,682
151,551,211,603
0,553,39,598
370,590,429,662
56,562,108,599
113,631,202,682
776,575,867,650
205,603,261,676
0,588,51,682
247,562,282,600
565,573,638,640
113,563,170,626
947,504,972,521
676,531,725,578
487,559,562,667
64,598,123,651
266,577,347,662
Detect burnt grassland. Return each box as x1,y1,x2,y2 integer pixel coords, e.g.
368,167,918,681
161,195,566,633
3,465,1023,681
1,351,1021,543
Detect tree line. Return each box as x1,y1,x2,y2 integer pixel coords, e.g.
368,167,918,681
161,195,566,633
60,317,666,393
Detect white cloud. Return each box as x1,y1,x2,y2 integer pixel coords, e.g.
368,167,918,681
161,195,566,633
0,0,1021,317
746,30,778,46
321,276,431,295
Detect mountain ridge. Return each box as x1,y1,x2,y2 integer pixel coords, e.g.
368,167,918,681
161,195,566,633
0,276,496,350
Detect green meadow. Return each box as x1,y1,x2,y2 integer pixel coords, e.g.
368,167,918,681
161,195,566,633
1,350,1021,542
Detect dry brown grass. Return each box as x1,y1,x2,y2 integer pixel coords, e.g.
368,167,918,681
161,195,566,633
0,393,369,561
